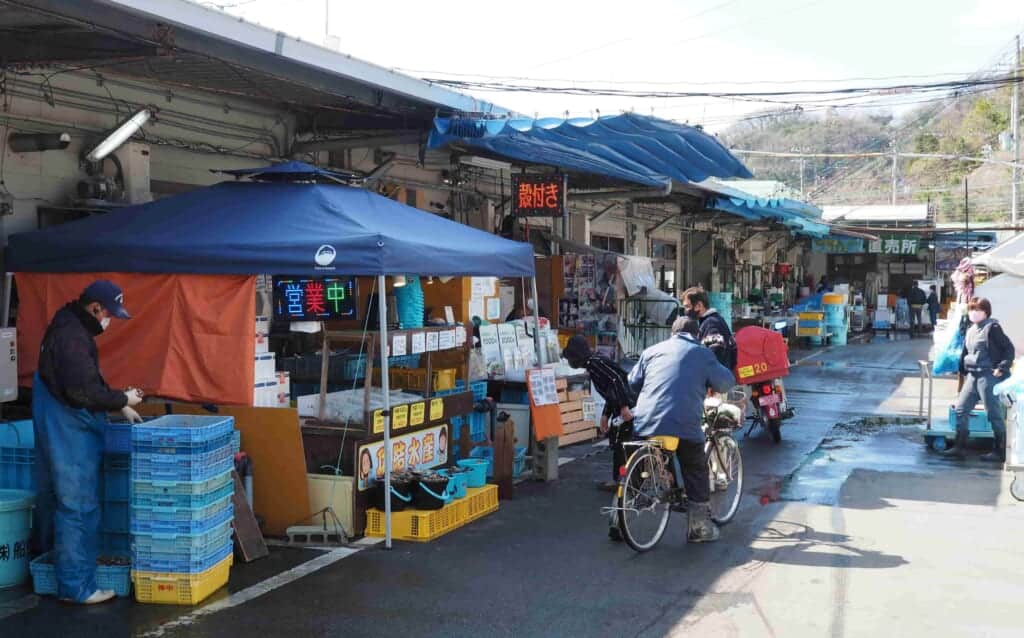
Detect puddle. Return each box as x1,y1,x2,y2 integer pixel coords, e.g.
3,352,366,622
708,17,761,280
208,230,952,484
771,420,941,506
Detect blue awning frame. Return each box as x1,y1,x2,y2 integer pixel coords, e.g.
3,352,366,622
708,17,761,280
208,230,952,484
427,113,753,188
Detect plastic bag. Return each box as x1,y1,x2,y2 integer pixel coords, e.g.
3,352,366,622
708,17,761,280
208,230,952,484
932,305,965,376
994,357,1024,397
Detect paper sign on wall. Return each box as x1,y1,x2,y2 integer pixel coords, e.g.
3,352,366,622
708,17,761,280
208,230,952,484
455,326,467,345
426,332,440,352
486,297,501,320
410,402,425,426
430,398,444,421
392,335,407,357
479,324,503,375
411,332,426,354
528,368,559,406
438,330,456,350
469,299,485,321
472,277,495,298
393,404,409,429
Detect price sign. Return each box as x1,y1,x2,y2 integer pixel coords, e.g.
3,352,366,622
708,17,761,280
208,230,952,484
430,398,444,421
372,409,385,434
410,402,425,426
393,405,409,429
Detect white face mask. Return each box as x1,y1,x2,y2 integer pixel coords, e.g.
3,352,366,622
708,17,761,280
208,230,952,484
100,317,111,331
968,310,986,324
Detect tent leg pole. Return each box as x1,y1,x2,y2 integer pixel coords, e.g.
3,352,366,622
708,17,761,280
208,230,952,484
378,275,393,549
531,277,544,365
1,273,11,328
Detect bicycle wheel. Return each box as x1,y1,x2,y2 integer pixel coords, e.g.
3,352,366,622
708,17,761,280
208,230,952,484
708,435,743,525
618,447,672,552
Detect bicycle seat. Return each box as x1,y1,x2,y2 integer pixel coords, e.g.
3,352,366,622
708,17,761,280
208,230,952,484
650,435,680,451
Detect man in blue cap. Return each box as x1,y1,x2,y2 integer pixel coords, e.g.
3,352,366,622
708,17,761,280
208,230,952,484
32,280,143,604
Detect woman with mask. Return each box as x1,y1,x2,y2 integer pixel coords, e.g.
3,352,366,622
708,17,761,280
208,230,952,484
942,297,1015,461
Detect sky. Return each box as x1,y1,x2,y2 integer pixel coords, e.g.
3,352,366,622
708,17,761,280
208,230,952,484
211,0,1024,132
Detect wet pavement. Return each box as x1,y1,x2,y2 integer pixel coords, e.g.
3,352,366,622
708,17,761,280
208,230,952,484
7,336,1014,637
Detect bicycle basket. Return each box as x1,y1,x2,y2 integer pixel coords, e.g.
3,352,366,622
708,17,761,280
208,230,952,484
709,403,743,430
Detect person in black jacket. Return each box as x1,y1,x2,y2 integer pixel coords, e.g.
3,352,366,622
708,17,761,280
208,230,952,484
682,287,737,370
942,297,1016,461
562,336,635,490
907,286,928,337
32,280,143,605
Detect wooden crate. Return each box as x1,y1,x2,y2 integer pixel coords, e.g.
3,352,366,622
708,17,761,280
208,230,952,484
559,428,597,447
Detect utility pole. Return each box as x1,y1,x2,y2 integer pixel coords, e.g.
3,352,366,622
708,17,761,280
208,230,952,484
890,149,899,205
1012,34,1021,225
965,177,970,252
799,157,806,197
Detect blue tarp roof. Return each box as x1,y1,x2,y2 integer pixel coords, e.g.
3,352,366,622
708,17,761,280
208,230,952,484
7,179,535,277
707,196,830,238
427,113,752,187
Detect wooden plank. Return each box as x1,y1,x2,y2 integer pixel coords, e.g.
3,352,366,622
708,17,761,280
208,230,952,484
557,391,568,403
561,420,596,435
559,428,596,447
231,471,269,562
567,390,589,401
560,410,584,424
559,400,582,414
555,378,568,390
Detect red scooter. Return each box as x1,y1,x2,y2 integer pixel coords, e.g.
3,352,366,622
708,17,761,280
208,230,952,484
734,326,795,443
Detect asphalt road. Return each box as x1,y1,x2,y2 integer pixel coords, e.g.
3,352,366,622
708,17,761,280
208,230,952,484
3,336,947,638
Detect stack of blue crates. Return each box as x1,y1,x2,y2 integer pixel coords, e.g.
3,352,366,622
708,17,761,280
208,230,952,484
129,416,235,576
438,381,489,458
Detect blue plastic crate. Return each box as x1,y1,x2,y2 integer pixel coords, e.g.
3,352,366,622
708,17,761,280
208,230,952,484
0,420,34,491
340,353,366,380
130,497,233,535
469,381,488,401
30,552,132,598
132,432,233,457
131,445,234,482
947,405,1000,433
100,531,131,553
499,389,530,404
468,412,488,438
102,500,129,533
131,518,233,557
132,539,234,574
231,430,241,454
131,471,234,501
102,454,130,501
132,478,234,510
131,415,235,451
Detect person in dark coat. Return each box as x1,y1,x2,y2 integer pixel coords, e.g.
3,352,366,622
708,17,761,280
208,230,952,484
682,287,737,370
942,297,1015,461
908,286,928,336
33,280,143,604
927,285,941,328
562,336,635,490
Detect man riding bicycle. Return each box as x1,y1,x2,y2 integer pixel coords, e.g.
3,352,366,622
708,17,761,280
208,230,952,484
627,317,736,542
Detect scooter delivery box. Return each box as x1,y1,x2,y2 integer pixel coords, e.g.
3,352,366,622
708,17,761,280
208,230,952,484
734,326,790,384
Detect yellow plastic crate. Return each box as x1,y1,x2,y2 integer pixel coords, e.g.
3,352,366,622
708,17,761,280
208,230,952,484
365,485,498,542
796,326,824,337
798,311,825,321
132,553,233,605
373,367,457,392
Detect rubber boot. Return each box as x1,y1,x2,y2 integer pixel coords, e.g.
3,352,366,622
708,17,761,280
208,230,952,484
981,431,1006,463
940,428,969,459
687,501,720,543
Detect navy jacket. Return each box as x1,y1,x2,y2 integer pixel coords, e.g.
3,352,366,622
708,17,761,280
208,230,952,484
37,303,127,412
698,309,737,370
628,335,736,442
960,318,1015,377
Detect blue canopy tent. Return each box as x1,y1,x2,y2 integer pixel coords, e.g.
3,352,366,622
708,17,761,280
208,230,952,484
7,162,536,547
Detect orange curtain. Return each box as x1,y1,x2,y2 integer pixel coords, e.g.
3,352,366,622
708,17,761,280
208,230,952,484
17,273,256,406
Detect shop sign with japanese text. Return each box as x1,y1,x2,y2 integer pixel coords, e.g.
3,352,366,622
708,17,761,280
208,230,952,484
868,236,921,255
512,174,565,217
355,424,449,491
811,237,865,254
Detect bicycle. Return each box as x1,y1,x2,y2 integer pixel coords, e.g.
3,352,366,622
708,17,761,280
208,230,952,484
607,398,744,552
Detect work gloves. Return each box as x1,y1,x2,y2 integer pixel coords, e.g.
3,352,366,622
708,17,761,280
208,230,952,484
122,388,144,424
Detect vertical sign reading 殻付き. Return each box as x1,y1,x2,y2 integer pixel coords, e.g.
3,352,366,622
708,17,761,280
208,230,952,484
355,424,450,491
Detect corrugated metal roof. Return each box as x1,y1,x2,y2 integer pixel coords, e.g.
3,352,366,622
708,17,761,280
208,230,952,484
822,205,929,223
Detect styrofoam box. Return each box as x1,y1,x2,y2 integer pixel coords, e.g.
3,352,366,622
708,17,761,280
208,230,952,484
255,316,270,336
275,372,290,407
255,352,275,381
253,379,277,407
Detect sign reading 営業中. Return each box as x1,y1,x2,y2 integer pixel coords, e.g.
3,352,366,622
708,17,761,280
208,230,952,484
355,424,449,491
512,174,565,217
273,276,357,321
